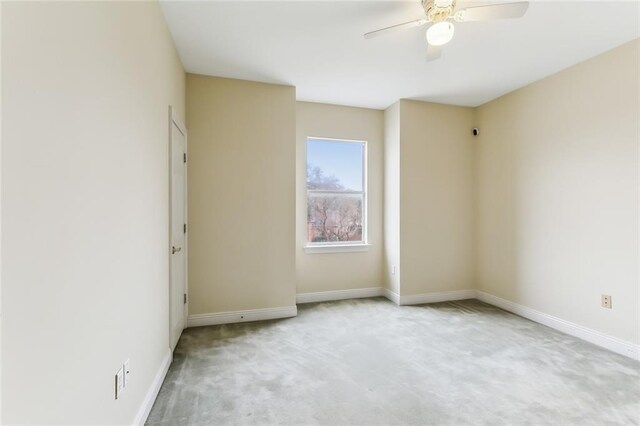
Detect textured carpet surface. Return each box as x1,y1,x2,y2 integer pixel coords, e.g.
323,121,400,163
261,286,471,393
146,298,640,425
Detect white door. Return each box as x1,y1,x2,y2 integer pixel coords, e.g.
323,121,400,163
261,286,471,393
169,107,187,351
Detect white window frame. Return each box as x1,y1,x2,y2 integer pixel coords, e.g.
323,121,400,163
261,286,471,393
304,137,370,254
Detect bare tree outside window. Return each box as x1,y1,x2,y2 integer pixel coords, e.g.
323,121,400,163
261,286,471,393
306,138,366,245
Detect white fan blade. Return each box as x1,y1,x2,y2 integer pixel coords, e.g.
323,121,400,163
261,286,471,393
426,44,442,62
364,18,428,39
454,2,529,22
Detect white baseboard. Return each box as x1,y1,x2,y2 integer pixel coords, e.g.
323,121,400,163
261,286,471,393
132,349,172,426
383,288,400,305
295,287,474,307
399,289,476,306
187,305,297,328
476,291,640,362
296,287,384,304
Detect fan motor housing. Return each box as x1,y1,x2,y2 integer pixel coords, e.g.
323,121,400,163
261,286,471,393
422,0,457,22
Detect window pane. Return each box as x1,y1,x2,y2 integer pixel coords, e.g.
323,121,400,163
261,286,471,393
307,139,363,192
307,193,363,243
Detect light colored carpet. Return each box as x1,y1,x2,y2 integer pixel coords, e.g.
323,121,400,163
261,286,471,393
146,298,640,425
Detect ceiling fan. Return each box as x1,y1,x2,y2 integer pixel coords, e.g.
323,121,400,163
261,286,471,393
364,0,529,61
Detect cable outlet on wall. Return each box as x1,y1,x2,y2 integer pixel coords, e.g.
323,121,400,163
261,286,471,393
124,359,131,387
601,294,612,309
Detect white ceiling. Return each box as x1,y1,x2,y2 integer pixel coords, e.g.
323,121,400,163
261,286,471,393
160,1,639,109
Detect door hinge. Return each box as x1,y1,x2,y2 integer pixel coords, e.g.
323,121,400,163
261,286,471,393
183,153,187,163
184,223,187,234
184,293,187,304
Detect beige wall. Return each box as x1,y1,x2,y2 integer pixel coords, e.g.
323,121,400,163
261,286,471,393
296,102,384,293
475,39,639,344
297,99,476,298
1,2,184,424
186,75,296,313
0,2,3,420
399,100,476,296
383,102,401,293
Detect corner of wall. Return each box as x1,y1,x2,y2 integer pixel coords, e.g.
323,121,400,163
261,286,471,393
383,102,401,294
470,104,482,293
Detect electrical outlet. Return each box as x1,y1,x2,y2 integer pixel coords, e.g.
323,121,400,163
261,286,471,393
115,366,125,400
392,265,396,276
124,359,131,388
601,294,612,309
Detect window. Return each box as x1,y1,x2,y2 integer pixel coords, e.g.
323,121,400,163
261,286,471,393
306,137,367,250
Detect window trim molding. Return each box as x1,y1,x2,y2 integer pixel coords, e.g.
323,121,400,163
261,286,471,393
305,136,368,248
303,243,372,254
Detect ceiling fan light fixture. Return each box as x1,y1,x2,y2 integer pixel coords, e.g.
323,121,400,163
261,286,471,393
426,21,455,46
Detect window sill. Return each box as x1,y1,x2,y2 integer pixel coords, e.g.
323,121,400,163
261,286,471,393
304,244,371,254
